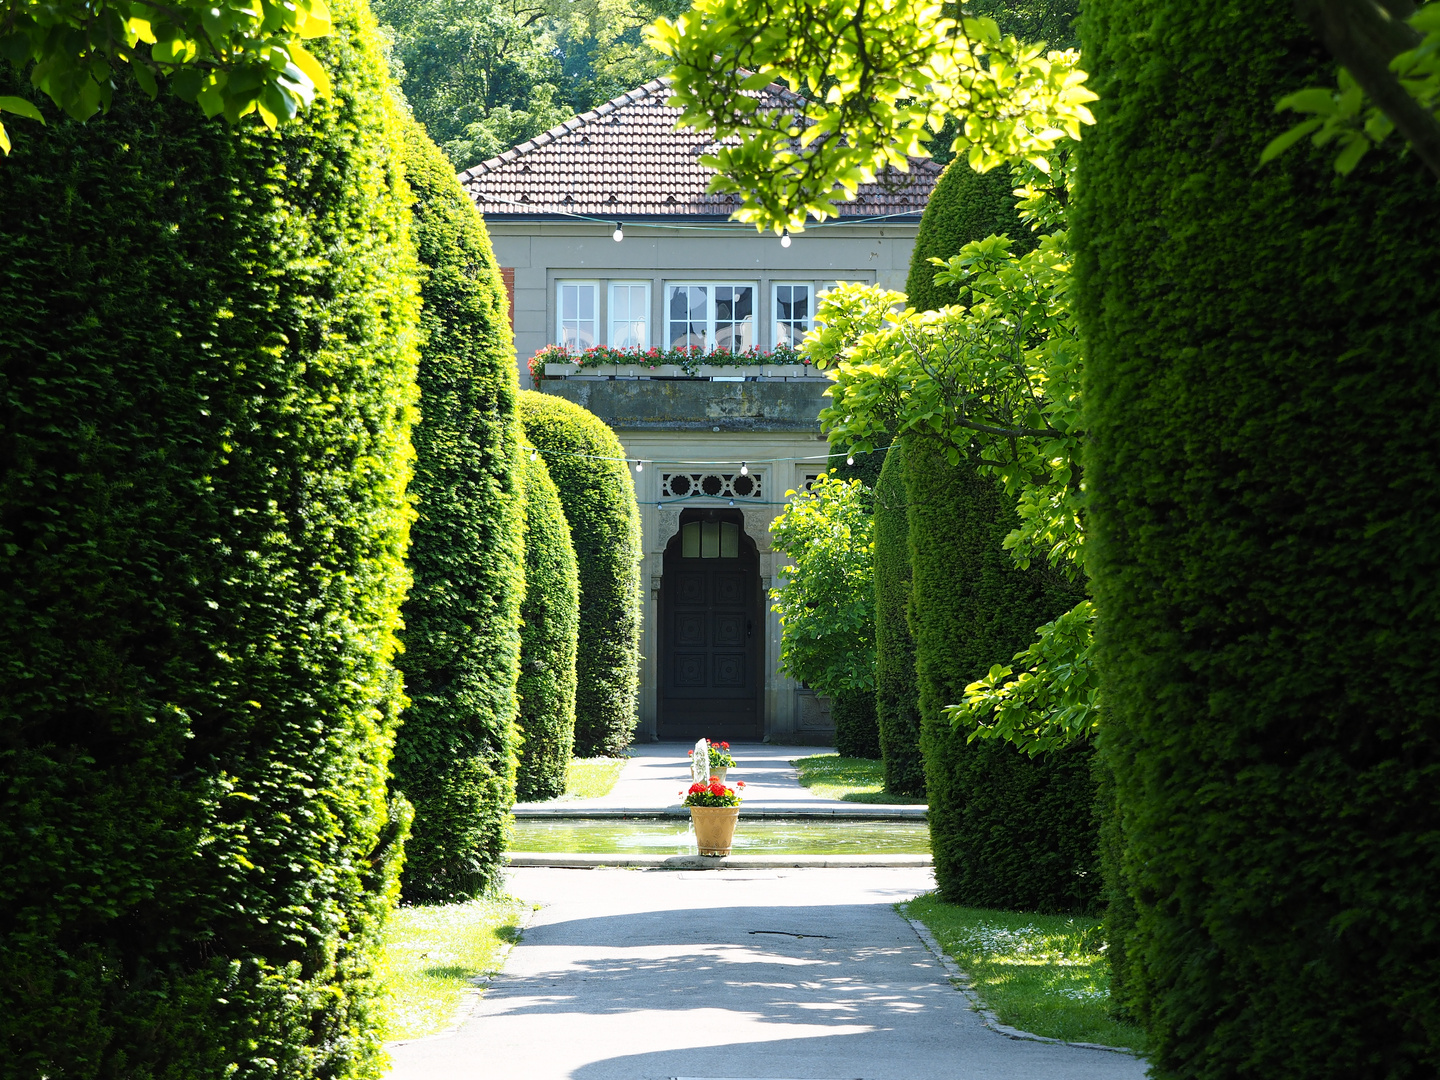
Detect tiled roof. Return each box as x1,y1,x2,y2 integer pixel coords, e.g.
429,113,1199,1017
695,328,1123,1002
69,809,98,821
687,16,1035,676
457,78,940,220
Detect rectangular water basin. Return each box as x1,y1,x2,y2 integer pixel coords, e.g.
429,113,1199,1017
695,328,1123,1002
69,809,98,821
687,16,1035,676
510,817,930,855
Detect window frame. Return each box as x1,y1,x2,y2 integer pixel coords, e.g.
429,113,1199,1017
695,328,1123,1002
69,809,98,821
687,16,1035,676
665,280,758,354
607,280,651,350
772,281,814,349
556,279,600,353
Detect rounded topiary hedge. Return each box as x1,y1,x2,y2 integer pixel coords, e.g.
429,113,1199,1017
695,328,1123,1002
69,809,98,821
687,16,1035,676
872,440,925,796
903,159,1031,311
518,391,641,756
514,450,580,801
1073,2,1440,1074
0,5,420,1075
389,117,525,903
905,440,1095,912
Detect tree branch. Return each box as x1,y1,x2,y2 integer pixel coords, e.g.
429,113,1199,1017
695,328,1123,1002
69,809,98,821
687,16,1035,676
1296,0,1440,179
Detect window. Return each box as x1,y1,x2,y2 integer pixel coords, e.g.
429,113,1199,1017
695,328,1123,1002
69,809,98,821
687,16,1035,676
666,283,755,353
773,283,813,347
609,282,649,349
681,520,740,558
557,281,598,351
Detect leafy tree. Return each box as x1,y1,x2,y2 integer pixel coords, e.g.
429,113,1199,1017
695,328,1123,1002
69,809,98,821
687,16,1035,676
768,474,879,756
648,3,1095,231
377,0,685,167
0,0,334,153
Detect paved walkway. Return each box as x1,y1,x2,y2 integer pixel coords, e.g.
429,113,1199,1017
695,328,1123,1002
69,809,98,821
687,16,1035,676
387,867,1145,1080
518,742,924,817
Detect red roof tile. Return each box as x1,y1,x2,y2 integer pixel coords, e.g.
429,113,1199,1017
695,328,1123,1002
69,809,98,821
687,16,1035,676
458,78,940,220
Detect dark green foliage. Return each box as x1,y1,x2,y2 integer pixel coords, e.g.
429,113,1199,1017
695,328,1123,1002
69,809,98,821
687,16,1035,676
832,689,881,759
389,118,525,903
964,0,1080,50
515,451,580,801
1072,3,1440,1076
905,440,1095,912
904,159,1032,312
518,391,641,756
873,441,925,796
0,4,420,1075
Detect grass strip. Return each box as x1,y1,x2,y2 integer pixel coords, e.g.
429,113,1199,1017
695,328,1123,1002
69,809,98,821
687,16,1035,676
382,895,528,1041
902,893,1145,1053
790,753,927,804
564,755,627,799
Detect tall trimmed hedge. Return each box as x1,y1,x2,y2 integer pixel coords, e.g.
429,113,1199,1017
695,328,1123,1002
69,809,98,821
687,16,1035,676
905,440,1095,912
833,690,881,759
0,6,420,1076
1073,2,1440,1075
515,451,580,801
904,160,1031,311
873,440,925,795
518,391,641,756
389,118,525,903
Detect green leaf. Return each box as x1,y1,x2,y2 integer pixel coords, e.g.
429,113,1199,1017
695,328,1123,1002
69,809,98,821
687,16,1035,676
1259,118,1321,164
1275,88,1339,116
0,96,44,123
1334,135,1370,174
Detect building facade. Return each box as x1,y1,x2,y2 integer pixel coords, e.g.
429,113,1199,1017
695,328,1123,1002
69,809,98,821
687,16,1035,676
461,79,938,742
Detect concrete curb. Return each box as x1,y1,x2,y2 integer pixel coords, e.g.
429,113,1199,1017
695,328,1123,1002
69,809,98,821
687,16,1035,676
902,916,1142,1058
513,805,928,820
506,852,932,869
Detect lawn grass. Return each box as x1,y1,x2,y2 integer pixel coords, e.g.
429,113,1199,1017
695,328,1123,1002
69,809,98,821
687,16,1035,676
382,895,529,1041
902,893,1145,1053
790,753,927,804
564,755,627,799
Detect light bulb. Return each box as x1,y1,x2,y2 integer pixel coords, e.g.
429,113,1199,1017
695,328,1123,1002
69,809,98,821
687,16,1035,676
740,462,748,476
530,450,538,461
613,221,624,242
781,229,792,248
847,456,855,465
728,499,735,507
634,461,643,472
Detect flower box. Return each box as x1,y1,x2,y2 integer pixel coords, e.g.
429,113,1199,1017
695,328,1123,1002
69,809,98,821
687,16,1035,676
689,805,740,856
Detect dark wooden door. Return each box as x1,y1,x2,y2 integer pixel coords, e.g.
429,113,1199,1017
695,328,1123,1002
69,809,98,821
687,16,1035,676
658,516,761,741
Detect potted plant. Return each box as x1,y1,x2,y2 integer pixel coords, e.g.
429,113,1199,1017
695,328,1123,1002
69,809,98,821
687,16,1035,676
707,740,735,781
680,779,745,856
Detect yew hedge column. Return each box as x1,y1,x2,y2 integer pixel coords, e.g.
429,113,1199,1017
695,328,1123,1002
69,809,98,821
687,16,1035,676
1074,2,1440,1076
0,2,420,1073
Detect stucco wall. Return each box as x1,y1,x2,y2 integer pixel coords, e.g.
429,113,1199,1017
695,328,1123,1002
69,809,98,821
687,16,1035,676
485,219,920,387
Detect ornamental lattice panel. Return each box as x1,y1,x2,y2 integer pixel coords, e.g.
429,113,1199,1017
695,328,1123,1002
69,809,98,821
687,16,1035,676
661,472,763,500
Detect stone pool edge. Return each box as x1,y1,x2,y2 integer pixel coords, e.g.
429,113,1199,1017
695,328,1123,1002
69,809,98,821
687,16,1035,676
513,805,928,820
505,852,933,869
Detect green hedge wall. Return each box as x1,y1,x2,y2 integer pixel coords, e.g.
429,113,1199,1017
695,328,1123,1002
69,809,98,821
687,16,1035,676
0,4,420,1075
904,159,1031,311
873,440,925,796
515,451,580,801
905,440,1096,912
389,118,525,903
833,690,882,759
1073,2,1440,1075
517,392,641,756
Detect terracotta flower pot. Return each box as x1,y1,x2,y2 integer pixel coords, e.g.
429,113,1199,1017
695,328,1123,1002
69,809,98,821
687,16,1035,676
689,805,740,856
710,766,728,783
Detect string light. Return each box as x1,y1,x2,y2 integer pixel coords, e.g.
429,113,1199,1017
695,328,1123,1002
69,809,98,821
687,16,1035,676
530,449,538,461
847,456,855,465
634,460,643,472
739,462,748,475
613,221,624,242
780,229,792,248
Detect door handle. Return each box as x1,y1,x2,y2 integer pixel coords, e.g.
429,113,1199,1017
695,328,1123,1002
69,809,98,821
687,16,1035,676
747,619,753,638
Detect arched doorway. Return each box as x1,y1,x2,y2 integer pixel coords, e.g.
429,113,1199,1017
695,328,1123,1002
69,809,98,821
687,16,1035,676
657,508,763,742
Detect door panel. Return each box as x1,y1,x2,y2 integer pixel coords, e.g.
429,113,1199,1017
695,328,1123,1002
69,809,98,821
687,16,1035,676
658,527,762,741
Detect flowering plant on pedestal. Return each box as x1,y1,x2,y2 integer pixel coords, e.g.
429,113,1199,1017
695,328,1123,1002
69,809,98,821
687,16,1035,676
680,780,744,807
707,740,735,769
